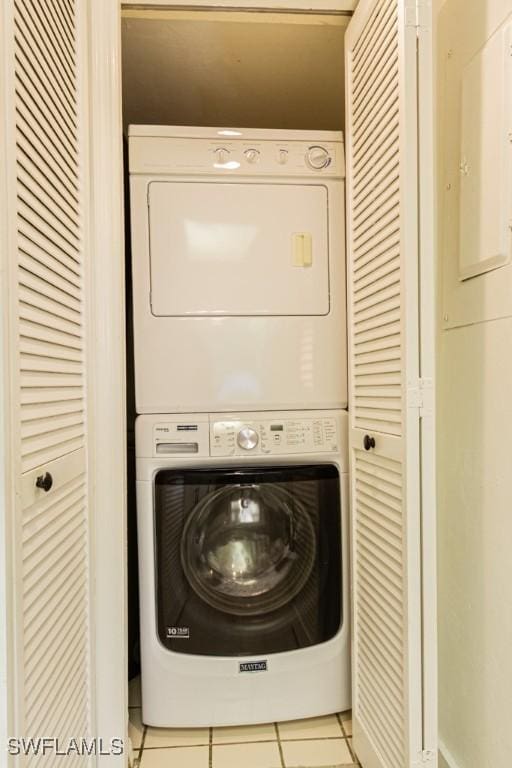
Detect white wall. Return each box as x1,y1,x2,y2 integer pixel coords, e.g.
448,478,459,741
438,321,512,767
436,1,512,766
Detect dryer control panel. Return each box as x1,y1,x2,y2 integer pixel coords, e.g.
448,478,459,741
210,416,338,457
129,129,345,179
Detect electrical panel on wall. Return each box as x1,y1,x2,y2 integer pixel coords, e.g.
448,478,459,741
440,5,512,328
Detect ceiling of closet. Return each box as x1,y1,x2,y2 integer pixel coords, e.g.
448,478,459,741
121,11,348,132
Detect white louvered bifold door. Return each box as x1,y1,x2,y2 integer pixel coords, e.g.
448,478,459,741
345,1,436,767
2,0,93,758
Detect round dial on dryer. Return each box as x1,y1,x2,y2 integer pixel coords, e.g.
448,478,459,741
244,148,260,164
237,426,259,451
214,147,231,164
306,145,332,170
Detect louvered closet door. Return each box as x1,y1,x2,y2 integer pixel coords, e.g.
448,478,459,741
345,1,435,767
4,0,93,754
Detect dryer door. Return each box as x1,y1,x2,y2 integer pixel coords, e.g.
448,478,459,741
147,181,329,317
153,464,341,656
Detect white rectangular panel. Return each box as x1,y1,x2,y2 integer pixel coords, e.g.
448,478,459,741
441,10,512,328
459,22,512,281
148,181,329,317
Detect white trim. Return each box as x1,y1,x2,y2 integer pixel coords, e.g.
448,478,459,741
0,2,21,766
121,0,357,11
400,0,424,759
122,8,351,22
76,0,96,741
0,1,15,762
417,0,438,762
438,740,463,768
87,1,128,764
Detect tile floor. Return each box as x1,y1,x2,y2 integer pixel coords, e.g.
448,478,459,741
129,677,359,768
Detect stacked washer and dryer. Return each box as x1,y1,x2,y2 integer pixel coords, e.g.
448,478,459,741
129,126,350,727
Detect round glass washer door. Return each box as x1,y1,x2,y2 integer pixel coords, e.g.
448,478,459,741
181,483,316,616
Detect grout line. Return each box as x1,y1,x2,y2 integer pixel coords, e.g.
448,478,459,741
136,725,147,766
141,735,351,749
337,713,356,764
143,743,210,749
209,726,213,768
346,740,358,765
277,736,349,743
274,723,286,768
334,712,345,738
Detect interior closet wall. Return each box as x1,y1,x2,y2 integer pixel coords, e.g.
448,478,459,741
436,0,512,766
121,11,348,131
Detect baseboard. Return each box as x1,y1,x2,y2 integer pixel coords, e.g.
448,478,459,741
439,739,463,768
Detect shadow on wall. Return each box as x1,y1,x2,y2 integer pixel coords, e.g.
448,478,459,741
124,136,140,681
121,13,347,131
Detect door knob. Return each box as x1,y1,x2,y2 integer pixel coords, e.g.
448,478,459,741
363,435,376,451
35,472,53,492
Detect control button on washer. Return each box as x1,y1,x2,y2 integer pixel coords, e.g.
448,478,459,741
237,426,259,451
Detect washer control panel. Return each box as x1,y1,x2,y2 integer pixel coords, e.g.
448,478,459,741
211,417,338,457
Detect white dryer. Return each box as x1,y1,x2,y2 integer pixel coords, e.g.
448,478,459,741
129,126,347,414
136,410,351,727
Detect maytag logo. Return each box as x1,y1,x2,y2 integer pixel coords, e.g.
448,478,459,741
239,660,268,673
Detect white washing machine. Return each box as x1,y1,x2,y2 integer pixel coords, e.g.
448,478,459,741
129,126,347,414
136,410,351,727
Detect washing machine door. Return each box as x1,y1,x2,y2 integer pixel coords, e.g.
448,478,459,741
181,483,315,616
153,464,342,657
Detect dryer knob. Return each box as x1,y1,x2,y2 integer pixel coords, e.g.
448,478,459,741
214,147,230,165
244,148,260,164
306,145,332,170
237,427,259,451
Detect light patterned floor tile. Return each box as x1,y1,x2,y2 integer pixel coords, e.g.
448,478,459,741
278,714,343,741
129,707,145,749
212,722,276,744
212,740,281,768
339,711,352,737
144,726,210,749
129,676,142,707
281,738,352,767
140,746,208,768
